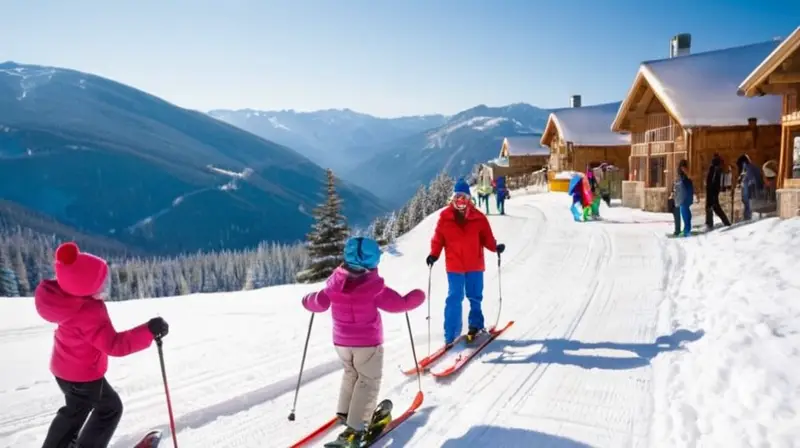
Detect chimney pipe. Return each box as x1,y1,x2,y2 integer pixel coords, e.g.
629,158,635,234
570,95,581,108
670,33,692,58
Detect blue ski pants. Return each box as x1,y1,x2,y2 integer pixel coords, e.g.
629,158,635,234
679,204,692,236
444,271,484,344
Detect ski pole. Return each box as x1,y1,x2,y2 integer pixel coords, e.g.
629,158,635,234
156,337,179,448
288,312,314,421
405,312,423,392
426,265,432,357
494,253,503,329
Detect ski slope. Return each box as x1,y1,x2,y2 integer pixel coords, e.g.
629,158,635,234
2,192,799,448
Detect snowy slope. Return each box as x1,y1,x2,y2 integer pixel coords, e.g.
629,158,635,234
2,193,799,447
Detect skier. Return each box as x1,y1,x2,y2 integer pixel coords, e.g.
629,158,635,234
34,242,169,448
476,176,493,214
584,167,601,220
301,236,425,447
494,176,509,215
568,173,584,222
426,178,505,346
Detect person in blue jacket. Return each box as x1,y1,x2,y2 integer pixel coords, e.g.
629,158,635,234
494,176,508,215
567,174,584,222
673,159,694,236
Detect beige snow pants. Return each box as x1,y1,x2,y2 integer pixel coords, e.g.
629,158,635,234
335,345,384,430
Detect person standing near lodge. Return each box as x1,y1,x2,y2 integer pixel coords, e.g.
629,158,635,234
705,153,731,230
672,159,694,237
737,154,763,221
426,178,505,345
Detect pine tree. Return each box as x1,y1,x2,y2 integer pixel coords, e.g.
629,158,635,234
0,245,19,297
296,169,350,283
371,215,390,247
10,246,30,296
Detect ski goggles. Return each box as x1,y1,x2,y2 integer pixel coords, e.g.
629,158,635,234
452,192,470,210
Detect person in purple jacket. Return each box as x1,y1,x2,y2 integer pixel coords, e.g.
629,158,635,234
302,236,425,447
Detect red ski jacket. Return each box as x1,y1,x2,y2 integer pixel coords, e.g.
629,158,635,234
430,204,498,273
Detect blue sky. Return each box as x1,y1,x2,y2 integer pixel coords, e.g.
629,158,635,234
1,0,798,117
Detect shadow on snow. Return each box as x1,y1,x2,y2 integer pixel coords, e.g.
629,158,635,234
440,425,592,447
484,329,705,370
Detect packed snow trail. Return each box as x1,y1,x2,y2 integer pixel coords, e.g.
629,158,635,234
3,192,795,447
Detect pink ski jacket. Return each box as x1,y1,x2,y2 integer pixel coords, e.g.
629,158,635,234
34,280,154,382
302,266,425,347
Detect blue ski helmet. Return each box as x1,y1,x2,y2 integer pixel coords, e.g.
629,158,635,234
343,236,381,271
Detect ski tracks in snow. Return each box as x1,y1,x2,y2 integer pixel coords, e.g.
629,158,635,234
420,195,671,447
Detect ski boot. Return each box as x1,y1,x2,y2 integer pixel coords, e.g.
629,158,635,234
466,327,483,343
363,399,393,443
323,427,364,448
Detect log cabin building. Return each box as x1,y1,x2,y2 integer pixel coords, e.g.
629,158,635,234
738,26,800,218
489,136,550,178
540,97,631,176
611,35,783,213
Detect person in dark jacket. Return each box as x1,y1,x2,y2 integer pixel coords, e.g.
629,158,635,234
705,154,731,230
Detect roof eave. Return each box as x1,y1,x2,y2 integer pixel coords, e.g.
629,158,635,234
539,113,561,147
610,70,646,133
738,27,800,97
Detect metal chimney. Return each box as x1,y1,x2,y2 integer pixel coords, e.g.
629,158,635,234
670,33,691,58
570,95,582,108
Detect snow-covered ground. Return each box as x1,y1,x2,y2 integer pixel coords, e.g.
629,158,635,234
1,192,798,447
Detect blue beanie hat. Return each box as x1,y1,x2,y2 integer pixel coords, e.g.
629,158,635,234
343,236,381,271
454,178,470,196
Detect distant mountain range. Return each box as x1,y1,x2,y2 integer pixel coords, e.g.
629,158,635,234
212,103,552,207
0,61,386,255
346,103,551,207
208,108,447,172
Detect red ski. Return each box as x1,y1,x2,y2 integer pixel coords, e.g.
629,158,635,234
132,430,162,448
431,321,514,378
362,391,424,447
401,335,466,375
288,416,341,448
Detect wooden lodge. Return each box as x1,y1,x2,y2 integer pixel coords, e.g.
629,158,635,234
489,136,550,178
738,26,800,218
540,96,631,176
611,35,783,213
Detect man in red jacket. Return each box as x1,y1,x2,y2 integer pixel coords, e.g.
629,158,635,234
426,178,505,345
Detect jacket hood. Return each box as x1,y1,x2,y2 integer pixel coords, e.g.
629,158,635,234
326,266,385,296
35,280,91,324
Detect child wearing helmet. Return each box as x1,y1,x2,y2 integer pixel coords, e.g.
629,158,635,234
301,236,425,447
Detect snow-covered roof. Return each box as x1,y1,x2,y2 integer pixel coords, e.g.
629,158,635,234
502,136,549,157
612,40,783,130
738,27,800,97
542,102,630,147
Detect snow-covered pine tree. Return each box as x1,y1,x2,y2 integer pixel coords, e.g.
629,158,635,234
370,214,390,247
0,245,19,297
407,185,427,228
296,169,350,284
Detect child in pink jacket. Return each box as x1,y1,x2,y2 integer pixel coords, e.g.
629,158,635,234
34,242,169,448
302,236,425,446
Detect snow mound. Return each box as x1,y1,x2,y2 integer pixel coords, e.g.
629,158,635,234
654,217,800,447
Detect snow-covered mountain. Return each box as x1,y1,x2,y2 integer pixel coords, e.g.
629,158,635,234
0,61,386,255
3,192,797,447
345,103,551,207
207,108,447,172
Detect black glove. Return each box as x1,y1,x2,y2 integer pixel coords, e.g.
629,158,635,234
147,317,169,339
496,243,505,254
426,255,438,266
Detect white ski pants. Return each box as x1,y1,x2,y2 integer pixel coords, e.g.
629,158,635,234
335,345,384,430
